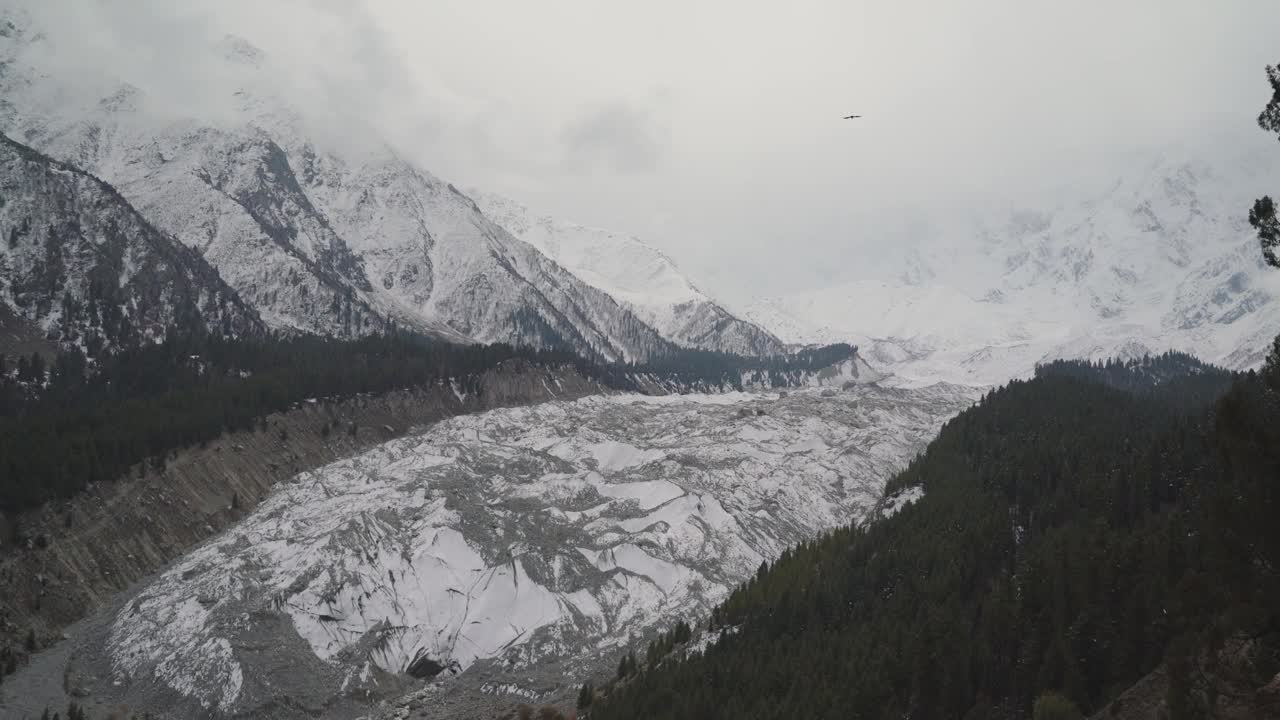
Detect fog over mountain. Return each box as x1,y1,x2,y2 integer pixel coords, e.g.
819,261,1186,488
11,0,1279,305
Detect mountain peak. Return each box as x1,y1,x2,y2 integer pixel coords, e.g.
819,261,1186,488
215,34,265,69
746,150,1280,386
469,188,787,356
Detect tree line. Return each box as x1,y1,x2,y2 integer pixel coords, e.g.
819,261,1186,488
0,327,855,515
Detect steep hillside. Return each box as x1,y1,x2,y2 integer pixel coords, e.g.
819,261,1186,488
470,190,785,356
0,11,682,362
584,353,1280,720
747,153,1280,385
0,133,263,354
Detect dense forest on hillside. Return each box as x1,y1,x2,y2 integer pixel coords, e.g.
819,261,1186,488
0,331,590,513
584,343,1280,719
1033,351,1229,396
0,329,854,515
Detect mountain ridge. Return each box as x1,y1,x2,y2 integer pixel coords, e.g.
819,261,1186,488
746,152,1280,386
467,188,787,357
0,13,744,363
0,131,264,354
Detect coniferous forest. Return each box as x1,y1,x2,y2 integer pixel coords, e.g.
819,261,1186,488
0,327,855,514
583,343,1280,719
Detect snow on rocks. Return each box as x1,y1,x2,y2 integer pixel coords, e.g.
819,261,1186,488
0,14,683,361
746,152,1280,386
104,384,977,714
468,188,786,356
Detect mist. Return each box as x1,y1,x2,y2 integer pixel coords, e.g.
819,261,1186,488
9,0,1279,304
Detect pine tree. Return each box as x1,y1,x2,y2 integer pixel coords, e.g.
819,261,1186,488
1251,64,1280,267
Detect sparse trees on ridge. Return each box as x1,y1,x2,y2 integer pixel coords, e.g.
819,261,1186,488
1249,64,1280,267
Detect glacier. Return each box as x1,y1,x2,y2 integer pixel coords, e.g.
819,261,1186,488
95,384,976,716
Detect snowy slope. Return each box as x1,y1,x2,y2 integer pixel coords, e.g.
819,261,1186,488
100,384,976,716
747,153,1280,386
470,190,785,356
0,133,263,352
0,10,681,362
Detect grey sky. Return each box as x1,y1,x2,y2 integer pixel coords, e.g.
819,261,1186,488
14,0,1280,303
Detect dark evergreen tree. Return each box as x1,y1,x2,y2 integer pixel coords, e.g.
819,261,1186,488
1250,64,1280,267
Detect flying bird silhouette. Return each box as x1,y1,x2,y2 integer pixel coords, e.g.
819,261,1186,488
843,114,862,120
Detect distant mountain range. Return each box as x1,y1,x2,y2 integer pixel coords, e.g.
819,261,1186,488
3,4,1278,386
746,152,1280,385
0,11,778,362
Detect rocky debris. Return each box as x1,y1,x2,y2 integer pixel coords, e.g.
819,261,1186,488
1091,633,1280,720
0,361,606,664
36,383,977,718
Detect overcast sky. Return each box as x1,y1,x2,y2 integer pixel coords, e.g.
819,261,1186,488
15,0,1280,303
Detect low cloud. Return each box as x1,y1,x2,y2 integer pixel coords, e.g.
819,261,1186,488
4,0,1279,303
561,101,667,174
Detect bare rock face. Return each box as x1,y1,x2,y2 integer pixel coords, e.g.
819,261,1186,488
0,16,706,363
1091,634,1280,720
469,189,786,357
0,134,264,352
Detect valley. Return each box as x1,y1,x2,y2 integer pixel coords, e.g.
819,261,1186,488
0,2,1278,719
1,381,976,719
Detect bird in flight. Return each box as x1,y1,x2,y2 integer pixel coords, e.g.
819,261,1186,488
843,114,862,120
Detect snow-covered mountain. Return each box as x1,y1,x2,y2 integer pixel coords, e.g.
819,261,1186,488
83,383,976,717
747,153,1280,386
469,190,786,356
0,133,263,354
0,11,699,362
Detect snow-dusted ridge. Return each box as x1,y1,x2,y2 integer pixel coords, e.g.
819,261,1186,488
103,383,977,715
747,153,1280,386
469,189,786,356
0,133,263,353
0,10,741,362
